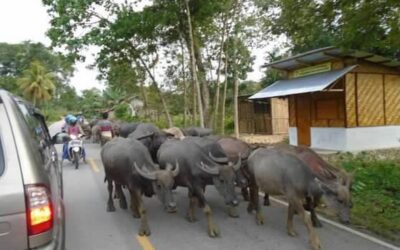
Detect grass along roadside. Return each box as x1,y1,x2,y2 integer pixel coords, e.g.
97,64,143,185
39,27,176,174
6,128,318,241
322,150,400,244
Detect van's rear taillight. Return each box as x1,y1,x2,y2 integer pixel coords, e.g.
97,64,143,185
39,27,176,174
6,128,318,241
25,185,53,235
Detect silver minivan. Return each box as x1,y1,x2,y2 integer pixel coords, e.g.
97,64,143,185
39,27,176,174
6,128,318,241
0,89,65,250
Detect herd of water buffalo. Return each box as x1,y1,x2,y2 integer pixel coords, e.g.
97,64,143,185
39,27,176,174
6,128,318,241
95,122,352,250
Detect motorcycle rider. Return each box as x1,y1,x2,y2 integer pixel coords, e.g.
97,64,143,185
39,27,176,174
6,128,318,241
62,115,86,164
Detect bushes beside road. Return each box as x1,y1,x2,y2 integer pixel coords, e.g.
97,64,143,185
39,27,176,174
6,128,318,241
324,151,400,243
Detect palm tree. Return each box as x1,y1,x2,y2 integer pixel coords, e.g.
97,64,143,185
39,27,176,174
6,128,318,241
17,60,55,105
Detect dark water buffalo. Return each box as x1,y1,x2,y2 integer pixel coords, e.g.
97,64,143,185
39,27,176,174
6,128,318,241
182,127,213,137
262,144,353,226
216,137,252,193
119,122,140,138
128,123,171,162
157,139,241,237
101,137,179,236
246,148,354,250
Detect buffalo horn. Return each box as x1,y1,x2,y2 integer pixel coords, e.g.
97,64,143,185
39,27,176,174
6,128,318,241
198,161,219,175
134,162,157,180
167,161,180,177
134,132,154,141
209,152,229,164
231,154,242,171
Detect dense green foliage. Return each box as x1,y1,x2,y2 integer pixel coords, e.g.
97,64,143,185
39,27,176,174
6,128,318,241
328,152,400,242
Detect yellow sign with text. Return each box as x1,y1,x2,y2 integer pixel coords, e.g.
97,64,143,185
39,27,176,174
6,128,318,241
293,62,331,78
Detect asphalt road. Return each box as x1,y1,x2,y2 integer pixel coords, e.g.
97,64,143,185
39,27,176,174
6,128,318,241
49,122,397,250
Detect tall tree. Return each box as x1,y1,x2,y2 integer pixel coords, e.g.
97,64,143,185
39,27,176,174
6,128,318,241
17,61,56,105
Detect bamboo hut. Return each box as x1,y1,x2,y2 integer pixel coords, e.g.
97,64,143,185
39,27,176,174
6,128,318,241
250,47,400,151
238,95,288,135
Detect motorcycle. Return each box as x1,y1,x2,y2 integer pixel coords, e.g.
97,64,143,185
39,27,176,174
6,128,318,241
66,134,85,169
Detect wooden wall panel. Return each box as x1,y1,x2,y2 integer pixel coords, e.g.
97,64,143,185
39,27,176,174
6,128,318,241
357,74,385,126
345,73,357,127
352,61,400,75
311,92,345,127
271,98,289,134
289,96,296,126
385,75,400,125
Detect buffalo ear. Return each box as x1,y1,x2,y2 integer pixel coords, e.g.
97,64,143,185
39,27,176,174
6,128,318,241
198,161,219,175
134,162,157,180
315,178,337,195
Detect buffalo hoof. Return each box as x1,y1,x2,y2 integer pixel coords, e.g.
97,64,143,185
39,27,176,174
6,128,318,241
310,235,322,250
106,204,116,212
138,226,151,236
207,225,220,238
255,212,264,225
132,211,140,218
186,213,198,223
119,199,128,210
228,206,239,218
247,203,255,213
287,229,298,237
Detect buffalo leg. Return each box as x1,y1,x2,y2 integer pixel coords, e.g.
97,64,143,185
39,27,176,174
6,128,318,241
186,190,198,222
292,199,322,250
195,187,219,237
306,197,322,228
129,190,140,218
132,189,151,236
116,184,127,210
287,203,297,236
241,187,250,201
264,193,270,206
250,184,264,225
106,178,116,212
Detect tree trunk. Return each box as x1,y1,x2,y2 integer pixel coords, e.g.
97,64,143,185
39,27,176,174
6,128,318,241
232,0,242,138
193,43,210,127
184,0,204,128
221,54,228,135
139,81,149,120
137,56,173,127
213,14,228,131
180,39,188,127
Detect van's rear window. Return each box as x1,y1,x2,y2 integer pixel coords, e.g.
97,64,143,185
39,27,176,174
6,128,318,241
0,139,4,176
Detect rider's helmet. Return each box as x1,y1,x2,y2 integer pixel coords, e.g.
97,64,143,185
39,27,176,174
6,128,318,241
65,114,75,124
69,116,78,125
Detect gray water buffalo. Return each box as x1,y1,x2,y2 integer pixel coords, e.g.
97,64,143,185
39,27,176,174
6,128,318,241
119,122,140,138
246,148,343,250
157,139,241,237
261,144,353,226
101,137,179,236
128,123,171,162
182,127,213,137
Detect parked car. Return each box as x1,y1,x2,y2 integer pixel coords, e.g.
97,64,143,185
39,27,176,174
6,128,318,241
0,89,65,250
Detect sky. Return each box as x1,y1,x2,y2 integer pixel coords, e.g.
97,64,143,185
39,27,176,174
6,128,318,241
0,0,269,93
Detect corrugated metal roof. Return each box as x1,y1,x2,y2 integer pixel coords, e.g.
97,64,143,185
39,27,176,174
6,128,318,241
249,65,357,99
265,47,400,71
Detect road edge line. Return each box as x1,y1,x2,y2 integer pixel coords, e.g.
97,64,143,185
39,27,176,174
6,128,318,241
261,194,399,250
136,235,155,250
88,158,100,172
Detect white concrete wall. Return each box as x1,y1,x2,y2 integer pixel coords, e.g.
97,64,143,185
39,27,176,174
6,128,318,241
310,126,400,151
288,127,298,146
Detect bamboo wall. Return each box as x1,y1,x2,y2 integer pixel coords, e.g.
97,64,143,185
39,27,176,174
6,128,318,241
270,98,289,134
345,64,400,127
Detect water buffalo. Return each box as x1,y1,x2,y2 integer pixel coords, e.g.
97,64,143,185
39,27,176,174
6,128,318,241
182,127,213,137
128,123,173,162
163,127,185,140
119,122,140,138
101,137,179,236
262,144,353,226
157,139,241,237
246,148,354,250
216,137,252,198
